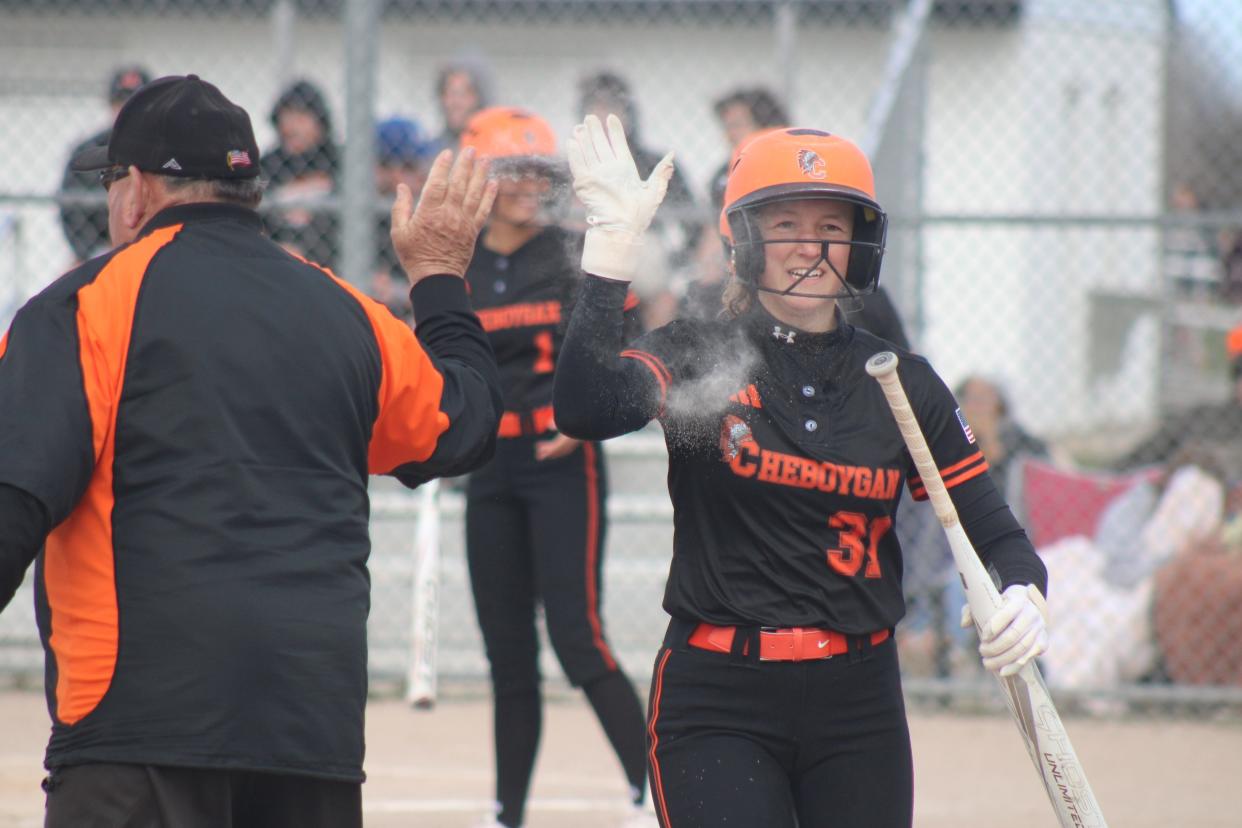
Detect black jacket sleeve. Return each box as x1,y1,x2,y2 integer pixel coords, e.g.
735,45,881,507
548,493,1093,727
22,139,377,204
553,275,663,441
390,275,502,488
0,484,48,614
952,474,1049,597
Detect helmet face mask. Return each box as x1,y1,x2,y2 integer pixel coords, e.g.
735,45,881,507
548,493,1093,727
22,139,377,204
721,129,887,301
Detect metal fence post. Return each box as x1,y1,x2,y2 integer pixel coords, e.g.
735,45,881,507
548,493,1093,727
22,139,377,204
341,0,379,289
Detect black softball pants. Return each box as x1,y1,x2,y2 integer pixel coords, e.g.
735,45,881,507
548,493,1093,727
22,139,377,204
466,436,646,827
42,763,361,828
647,620,914,828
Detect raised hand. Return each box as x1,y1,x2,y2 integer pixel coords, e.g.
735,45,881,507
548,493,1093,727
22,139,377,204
565,113,674,282
391,147,498,285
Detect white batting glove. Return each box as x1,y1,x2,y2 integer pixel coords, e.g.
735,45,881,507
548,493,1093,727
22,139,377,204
961,583,1049,678
566,113,675,283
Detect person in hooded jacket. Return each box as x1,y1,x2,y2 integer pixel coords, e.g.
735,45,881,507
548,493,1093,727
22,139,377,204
261,79,340,269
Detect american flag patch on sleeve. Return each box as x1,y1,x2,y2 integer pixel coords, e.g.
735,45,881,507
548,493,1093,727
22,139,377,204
955,408,976,444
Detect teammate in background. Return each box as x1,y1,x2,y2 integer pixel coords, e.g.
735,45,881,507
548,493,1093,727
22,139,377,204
578,71,699,329
554,117,1049,827
371,116,435,319
428,57,494,155
0,74,501,828
260,78,339,268
58,65,151,264
455,107,651,828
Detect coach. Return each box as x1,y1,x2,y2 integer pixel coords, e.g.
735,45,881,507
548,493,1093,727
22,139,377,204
0,74,500,827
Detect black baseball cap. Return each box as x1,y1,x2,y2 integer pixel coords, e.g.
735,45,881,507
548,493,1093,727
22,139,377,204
71,74,261,180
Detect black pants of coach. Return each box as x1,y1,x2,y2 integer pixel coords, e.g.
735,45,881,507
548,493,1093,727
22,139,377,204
42,763,361,828
647,620,914,828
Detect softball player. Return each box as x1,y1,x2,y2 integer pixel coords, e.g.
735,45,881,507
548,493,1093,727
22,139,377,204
553,117,1051,827
455,107,650,828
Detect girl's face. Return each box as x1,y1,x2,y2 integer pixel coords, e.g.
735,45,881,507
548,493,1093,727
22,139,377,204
492,176,549,228
753,198,854,332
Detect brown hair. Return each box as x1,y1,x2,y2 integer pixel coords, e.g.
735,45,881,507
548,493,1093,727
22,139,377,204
720,272,754,319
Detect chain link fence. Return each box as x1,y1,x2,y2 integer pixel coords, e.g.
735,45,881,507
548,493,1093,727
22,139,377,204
3,0,1242,716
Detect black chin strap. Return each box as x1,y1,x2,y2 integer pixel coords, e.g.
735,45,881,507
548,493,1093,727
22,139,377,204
749,239,862,303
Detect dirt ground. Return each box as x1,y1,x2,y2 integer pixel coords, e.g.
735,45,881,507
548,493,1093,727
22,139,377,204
1,688,1237,827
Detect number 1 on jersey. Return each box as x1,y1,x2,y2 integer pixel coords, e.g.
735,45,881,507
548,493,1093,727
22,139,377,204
827,512,892,578
532,331,554,374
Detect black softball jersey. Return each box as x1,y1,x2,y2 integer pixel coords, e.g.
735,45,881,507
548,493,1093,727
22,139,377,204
554,275,1046,633
464,226,638,432
0,202,501,780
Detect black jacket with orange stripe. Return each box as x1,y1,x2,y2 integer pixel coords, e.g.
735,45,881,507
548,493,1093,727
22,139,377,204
0,202,501,780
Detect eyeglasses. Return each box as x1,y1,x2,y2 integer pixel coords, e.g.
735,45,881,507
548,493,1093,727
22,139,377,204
99,166,130,192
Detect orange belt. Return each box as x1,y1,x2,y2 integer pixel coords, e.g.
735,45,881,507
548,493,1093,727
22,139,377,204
688,623,890,662
497,404,556,438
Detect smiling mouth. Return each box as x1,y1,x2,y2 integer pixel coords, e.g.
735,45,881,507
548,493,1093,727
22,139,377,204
789,268,824,281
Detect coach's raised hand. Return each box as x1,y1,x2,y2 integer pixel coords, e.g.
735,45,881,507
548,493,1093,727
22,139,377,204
567,113,674,282
391,147,498,285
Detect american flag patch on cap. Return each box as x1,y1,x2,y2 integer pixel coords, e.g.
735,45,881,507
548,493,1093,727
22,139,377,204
955,408,976,444
226,149,252,169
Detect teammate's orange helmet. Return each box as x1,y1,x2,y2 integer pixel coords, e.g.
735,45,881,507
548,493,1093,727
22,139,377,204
459,106,565,179
721,128,886,296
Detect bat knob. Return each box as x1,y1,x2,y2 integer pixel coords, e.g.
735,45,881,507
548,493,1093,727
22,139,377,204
865,351,899,378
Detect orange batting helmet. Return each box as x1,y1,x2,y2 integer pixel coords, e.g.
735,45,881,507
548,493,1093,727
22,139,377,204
459,106,565,180
721,128,886,297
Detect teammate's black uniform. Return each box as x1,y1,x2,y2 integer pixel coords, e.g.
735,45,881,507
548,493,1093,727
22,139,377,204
554,275,1047,827
463,226,647,827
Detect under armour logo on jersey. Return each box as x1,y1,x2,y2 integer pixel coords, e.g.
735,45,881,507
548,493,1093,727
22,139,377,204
772,326,796,344
161,158,182,171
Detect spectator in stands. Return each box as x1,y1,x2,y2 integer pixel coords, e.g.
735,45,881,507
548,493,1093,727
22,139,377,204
58,65,151,264
261,79,339,268
956,375,1049,500
1117,324,1242,475
371,116,434,319
1154,472,1242,688
577,70,698,328
428,58,493,155
1040,451,1226,699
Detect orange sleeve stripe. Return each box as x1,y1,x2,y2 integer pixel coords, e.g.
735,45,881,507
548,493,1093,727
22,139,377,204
45,225,182,725
619,349,670,408
0,331,8,360
908,450,986,487
942,460,991,489
623,290,640,312
908,455,990,500
303,261,451,474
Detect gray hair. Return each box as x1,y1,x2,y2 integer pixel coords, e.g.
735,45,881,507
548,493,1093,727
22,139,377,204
159,175,266,209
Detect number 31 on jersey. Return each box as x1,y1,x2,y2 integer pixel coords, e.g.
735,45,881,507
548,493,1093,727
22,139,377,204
827,512,892,578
